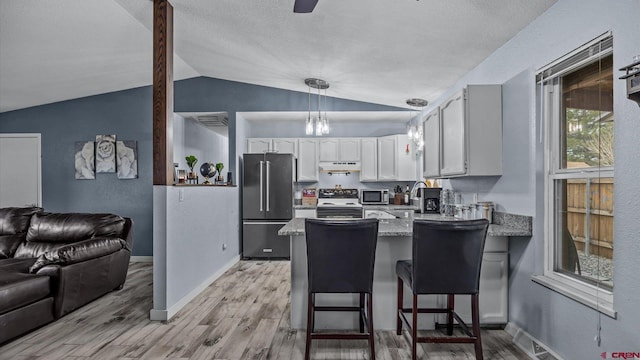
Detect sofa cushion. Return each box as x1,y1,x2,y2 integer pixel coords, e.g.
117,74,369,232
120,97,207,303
0,207,42,235
0,271,50,315
26,213,125,243
0,234,24,259
14,213,125,258
0,258,37,273
29,237,126,273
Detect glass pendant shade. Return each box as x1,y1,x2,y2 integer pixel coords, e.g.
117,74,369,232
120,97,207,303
304,78,330,136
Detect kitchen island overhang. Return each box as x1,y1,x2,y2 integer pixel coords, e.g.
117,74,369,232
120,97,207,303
278,212,532,330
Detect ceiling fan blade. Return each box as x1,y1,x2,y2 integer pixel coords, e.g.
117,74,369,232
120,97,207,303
293,0,319,13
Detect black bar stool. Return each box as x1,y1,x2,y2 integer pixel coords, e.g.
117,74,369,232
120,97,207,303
304,218,379,360
396,219,489,360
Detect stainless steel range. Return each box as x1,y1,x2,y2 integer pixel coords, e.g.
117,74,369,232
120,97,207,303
316,188,363,218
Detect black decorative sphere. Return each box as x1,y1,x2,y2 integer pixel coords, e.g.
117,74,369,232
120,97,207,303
200,162,217,180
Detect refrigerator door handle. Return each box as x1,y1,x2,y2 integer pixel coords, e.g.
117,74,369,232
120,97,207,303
266,160,271,212
259,160,264,212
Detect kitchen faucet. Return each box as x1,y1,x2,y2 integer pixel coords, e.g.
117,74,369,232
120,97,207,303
410,181,428,197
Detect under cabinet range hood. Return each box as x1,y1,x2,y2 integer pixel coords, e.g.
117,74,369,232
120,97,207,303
319,161,361,172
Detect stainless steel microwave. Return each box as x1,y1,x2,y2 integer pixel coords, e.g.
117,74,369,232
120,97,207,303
360,189,389,205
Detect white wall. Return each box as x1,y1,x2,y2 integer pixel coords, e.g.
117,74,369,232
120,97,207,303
151,115,238,321
151,185,240,320
173,113,228,174
421,0,640,357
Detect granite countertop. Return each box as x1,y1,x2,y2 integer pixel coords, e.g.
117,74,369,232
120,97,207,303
294,204,419,210
278,211,532,237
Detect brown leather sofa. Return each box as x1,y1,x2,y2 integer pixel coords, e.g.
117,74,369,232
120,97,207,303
0,207,133,344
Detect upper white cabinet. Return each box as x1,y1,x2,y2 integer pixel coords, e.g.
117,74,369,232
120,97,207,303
367,135,417,182
422,108,440,178
246,138,272,153
432,85,502,178
247,138,299,157
272,138,298,157
339,138,361,162
297,139,319,182
319,138,361,162
377,136,397,181
360,138,378,181
396,134,417,181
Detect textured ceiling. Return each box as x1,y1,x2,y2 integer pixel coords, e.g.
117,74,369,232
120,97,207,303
0,0,557,113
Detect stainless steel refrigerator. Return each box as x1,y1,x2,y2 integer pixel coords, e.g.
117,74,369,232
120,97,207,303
242,153,295,259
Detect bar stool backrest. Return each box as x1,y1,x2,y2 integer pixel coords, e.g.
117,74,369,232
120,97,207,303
412,219,489,295
305,218,379,294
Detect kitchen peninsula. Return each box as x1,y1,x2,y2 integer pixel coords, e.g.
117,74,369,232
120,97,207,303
278,211,532,330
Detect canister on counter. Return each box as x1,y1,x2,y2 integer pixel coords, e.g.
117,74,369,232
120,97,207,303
476,202,494,223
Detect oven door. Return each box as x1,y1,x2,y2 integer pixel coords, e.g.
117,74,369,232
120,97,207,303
316,206,363,219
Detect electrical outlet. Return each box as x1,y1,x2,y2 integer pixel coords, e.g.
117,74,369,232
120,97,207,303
179,188,184,202
222,243,227,251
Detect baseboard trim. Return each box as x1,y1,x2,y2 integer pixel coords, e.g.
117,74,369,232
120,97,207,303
130,256,153,263
149,255,240,321
505,322,563,360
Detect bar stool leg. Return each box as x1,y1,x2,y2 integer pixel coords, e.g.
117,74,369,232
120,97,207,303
396,277,403,335
305,294,314,360
447,293,455,336
367,292,376,360
359,293,365,333
412,294,418,360
471,294,483,360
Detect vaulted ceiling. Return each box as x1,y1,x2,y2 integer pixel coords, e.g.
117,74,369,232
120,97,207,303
0,0,557,113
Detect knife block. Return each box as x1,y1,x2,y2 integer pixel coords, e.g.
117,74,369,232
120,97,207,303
393,194,403,205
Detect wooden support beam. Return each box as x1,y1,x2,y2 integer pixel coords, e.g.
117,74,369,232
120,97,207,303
153,0,174,185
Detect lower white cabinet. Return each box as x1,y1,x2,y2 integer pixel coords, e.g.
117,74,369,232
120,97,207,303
294,209,316,218
435,247,508,325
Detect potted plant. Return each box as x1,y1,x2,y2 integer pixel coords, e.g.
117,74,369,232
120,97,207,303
185,155,198,181
215,162,224,182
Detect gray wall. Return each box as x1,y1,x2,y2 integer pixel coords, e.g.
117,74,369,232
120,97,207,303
0,86,154,255
424,0,640,356
0,77,403,256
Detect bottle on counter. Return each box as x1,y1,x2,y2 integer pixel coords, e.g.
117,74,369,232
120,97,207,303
404,185,410,205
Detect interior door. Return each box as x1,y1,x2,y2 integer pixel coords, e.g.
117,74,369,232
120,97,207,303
265,153,293,220
0,134,41,207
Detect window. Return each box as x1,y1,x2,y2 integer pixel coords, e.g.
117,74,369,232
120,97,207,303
536,33,615,315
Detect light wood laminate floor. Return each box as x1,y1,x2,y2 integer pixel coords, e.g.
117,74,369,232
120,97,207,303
0,261,528,359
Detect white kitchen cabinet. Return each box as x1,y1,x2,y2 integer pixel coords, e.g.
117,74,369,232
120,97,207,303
376,135,416,181
339,138,361,161
360,138,378,181
450,252,509,324
435,236,509,325
395,134,416,181
422,107,440,178
272,138,298,157
246,138,272,153
439,85,502,178
297,139,319,182
377,136,397,181
319,139,339,161
294,208,316,218
319,138,361,162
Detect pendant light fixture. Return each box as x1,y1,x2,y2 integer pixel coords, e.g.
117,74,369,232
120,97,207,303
304,78,330,136
406,98,429,152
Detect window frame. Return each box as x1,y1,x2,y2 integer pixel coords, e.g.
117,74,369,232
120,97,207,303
533,33,616,318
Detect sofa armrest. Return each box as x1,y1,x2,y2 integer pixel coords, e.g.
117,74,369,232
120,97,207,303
29,237,126,273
